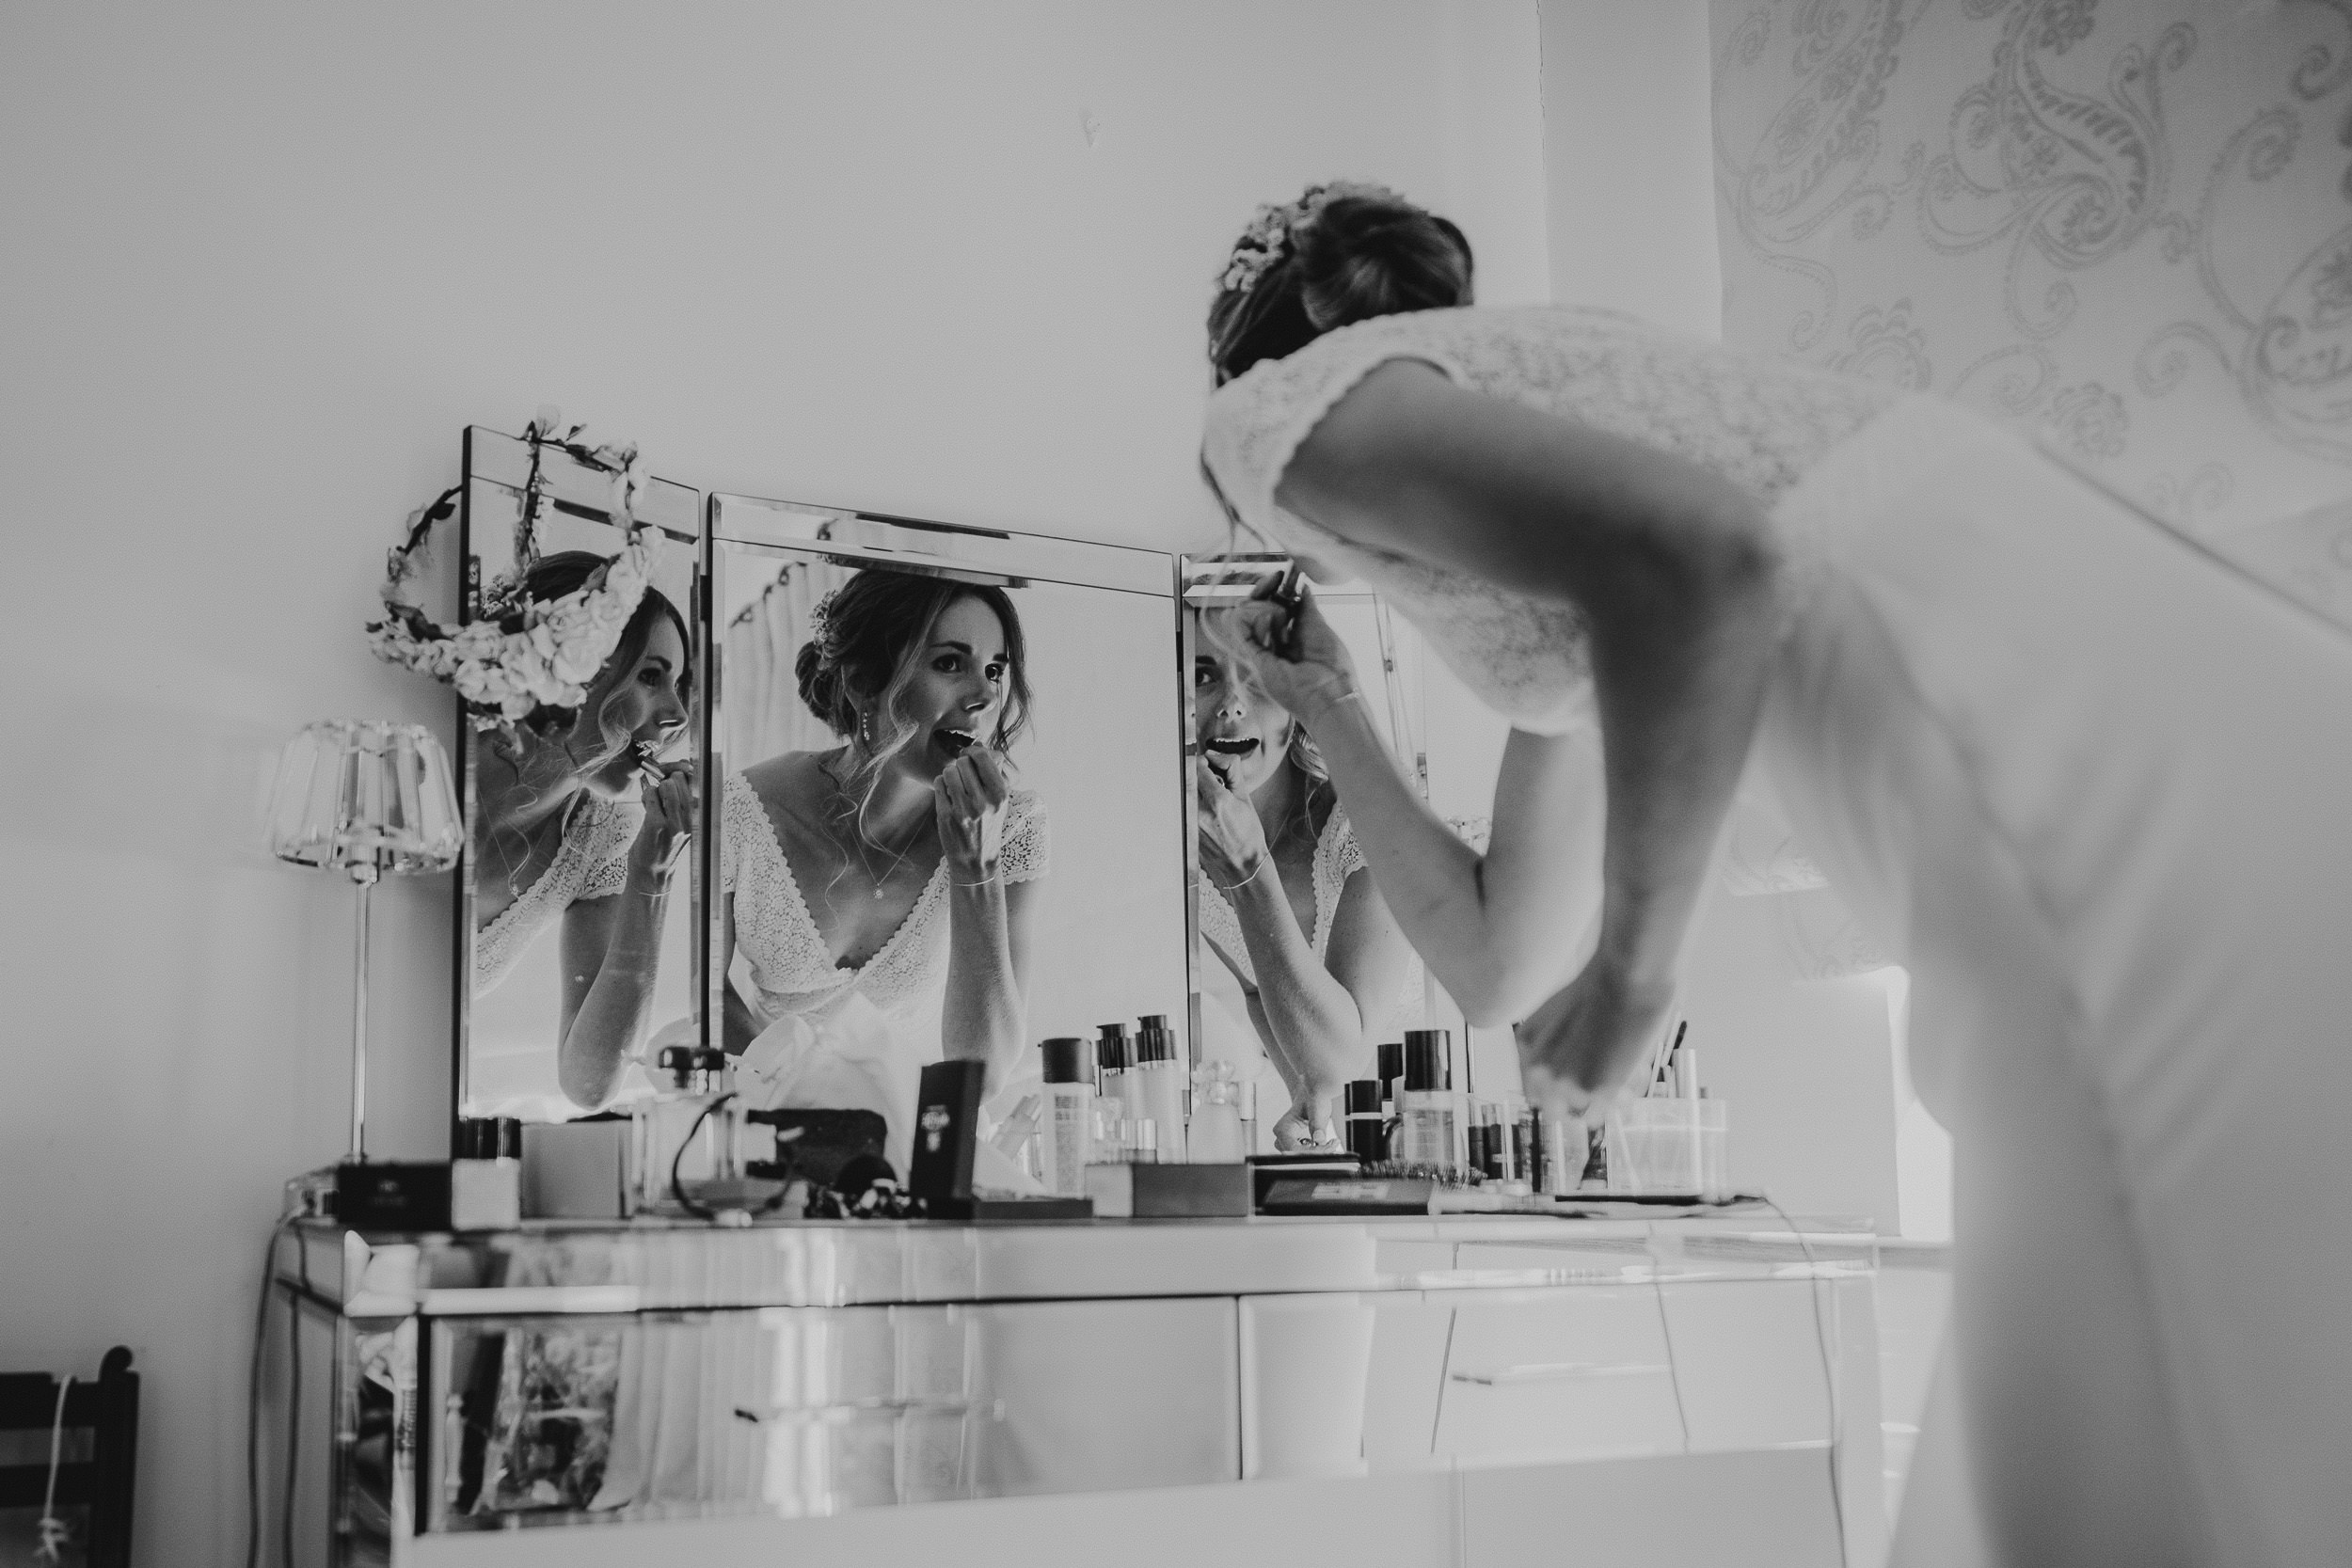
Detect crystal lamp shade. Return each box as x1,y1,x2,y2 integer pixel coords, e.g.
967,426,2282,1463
267,720,462,879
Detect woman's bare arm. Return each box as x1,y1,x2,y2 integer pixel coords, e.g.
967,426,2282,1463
1278,359,1782,1095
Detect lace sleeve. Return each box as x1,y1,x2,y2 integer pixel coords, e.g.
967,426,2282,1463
1000,790,1050,884
1200,317,1470,551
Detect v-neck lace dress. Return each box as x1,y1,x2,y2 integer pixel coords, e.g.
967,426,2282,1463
1202,302,2352,1563
719,769,1048,1169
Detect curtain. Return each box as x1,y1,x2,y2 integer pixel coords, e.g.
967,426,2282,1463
723,559,856,769
1710,0,2352,627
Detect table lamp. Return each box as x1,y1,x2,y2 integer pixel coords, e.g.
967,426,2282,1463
266,720,461,1162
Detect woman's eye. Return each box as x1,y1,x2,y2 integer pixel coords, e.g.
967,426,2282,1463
933,656,961,673
985,662,1007,682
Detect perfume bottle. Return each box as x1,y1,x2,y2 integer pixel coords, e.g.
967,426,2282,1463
631,1045,742,1213
1394,1030,1465,1174
1342,1080,1387,1164
1038,1037,1095,1196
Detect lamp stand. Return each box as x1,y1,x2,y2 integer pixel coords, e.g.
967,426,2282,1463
347,860,381,1164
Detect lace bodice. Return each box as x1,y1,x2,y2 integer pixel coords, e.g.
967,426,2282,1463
721,770,1049,1021
1198,805,1368,989
1200,305,1897,734
473,796,639,990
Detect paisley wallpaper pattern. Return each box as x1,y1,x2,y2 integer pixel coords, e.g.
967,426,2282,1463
1710,0,2352,626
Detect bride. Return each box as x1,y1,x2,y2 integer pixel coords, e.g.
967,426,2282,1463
1192,608,1409,1147
716,568,1046,1172
1200,182,2352,1564
469,549,695,1112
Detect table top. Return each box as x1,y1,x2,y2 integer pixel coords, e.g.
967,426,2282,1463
277,1208,1877,1317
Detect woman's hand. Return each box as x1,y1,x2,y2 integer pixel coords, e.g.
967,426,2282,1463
628,759,695,882
1195,760,1270,891
1512,958,1677,1122
935,748,1010,879
1272,1101,1337,1151
1216,577,1362,728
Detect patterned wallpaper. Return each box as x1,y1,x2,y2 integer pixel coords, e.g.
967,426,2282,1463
1710,0,2352,626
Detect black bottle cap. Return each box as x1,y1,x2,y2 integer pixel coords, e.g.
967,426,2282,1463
1138,1014,1168,1032
1135,1024,1175,1065
1404,1030,1452,1091
1343,1080,1384,1117
1041,1037,1090,1085
691,1046,727,1073
455,1117,492,1160
1377,1041,1405,1085
1096,1022,1132,1071
496,1117,522,1160
657,1044,695,1089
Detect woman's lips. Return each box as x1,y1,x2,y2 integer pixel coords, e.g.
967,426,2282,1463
1203,736,1262,759
933,728,978,756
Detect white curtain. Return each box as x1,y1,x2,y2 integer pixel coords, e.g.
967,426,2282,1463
723,559,856,769
1710,0,2352,628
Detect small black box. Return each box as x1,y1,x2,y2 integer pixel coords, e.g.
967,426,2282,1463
907,1059,987,1202
335,1161,453,1231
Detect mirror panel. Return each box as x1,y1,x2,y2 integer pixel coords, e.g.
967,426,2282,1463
706,496,1186,1166
455,428,704,1122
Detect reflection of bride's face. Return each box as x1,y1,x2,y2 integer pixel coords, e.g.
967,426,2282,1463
1195,641,1290,797
890,595,1011,782
580,616,691,799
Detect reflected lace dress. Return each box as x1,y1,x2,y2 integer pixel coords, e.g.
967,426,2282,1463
1203,305,2352,1566
721,770,1049,1172
473,797,640,991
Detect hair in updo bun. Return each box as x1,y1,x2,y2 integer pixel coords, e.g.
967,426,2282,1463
793,568,1032,851
1207,184,1472,386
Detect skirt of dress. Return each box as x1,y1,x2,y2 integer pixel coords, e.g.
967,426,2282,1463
1757,396,2352,1568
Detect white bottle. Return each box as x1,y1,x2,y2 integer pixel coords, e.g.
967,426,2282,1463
1128,1015,1188,1164
1395,1030,1465,1174
1038,1037,1095,1196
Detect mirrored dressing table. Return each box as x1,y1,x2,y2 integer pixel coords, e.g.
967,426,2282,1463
270,1209,1883,1567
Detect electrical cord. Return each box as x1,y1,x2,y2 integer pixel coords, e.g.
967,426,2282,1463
668,1093,796,1222
1759,1193,1850,1568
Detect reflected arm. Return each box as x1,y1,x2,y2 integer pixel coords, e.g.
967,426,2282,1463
555,877,672,1110
944,875,1038,1094
1220,859,1406,1121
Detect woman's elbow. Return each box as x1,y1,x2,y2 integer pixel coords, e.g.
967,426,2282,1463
1436,958,1559,1031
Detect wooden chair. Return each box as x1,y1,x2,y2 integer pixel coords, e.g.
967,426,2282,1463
0,1347,138,1568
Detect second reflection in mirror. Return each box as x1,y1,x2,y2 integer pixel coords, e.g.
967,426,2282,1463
1192,584,1409,1148
719,566,1047,1174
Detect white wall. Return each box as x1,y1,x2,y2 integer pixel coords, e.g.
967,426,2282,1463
0,4,1545,1560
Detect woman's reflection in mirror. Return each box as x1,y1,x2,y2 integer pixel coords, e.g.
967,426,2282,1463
717,571,1048,1171
469,551,696,1109
1196,610,1407,1147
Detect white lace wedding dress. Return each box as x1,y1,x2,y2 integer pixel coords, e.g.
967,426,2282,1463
1204,304,2352,1567
720,770,1049,1172
473,797,640,991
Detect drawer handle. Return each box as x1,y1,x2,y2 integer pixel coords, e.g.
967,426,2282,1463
1451,1361,1668,1386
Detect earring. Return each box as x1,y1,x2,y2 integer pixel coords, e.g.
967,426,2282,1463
860,708,872,745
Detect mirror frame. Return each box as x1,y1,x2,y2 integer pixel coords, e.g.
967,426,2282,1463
452,426,702,1137
702,493,1192,1068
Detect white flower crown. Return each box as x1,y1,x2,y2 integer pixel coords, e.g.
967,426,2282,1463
366,416,666,729
1216,180,1400,298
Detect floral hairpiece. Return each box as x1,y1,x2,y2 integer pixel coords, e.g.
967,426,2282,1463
808,588,845,667
366,412,665,729
1216,180,1400,297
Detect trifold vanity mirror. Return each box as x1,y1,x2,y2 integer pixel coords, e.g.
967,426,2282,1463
453,425,1431,1158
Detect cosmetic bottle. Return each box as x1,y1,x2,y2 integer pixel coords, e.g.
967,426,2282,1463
1096,1022,1134,1119
1187,1059,1248,1164
1038,1037,1095,1196
1342,1080,1387,1164
1395,1030,1465,1174
451,1116,521,1230
1128,1015,1188,1164
1121,1118,1160,1164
